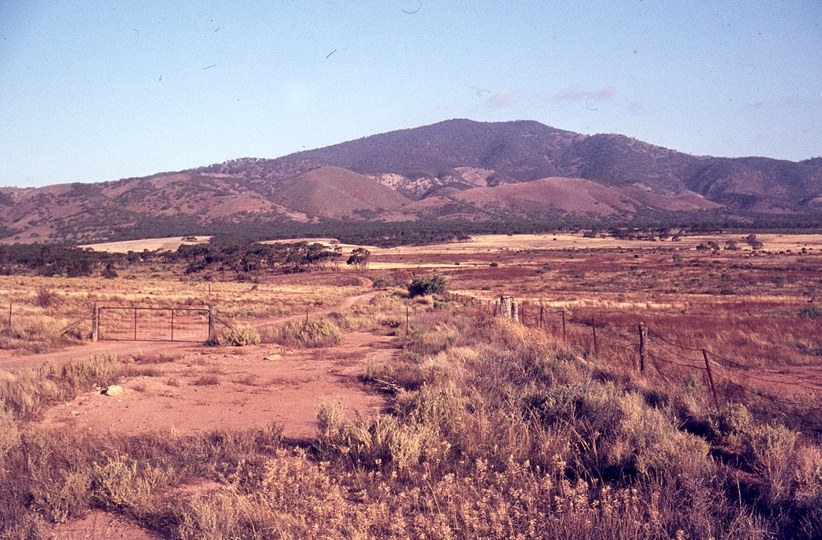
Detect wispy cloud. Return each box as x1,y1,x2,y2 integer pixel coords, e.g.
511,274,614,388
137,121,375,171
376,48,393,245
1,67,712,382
487,90,515,108
554,87,615,102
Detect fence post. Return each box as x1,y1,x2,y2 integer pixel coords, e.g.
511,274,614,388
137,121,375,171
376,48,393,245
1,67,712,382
133,308,138,341
638,323,648,372
208,304,216,342
702,349,720,408
92,303,99,342
561,310,567,345
499,296,514,320
406,304,410,336
171,309,175,342
591,318,598,356
7,302,12,329
512,301,520,324
539,305,545,329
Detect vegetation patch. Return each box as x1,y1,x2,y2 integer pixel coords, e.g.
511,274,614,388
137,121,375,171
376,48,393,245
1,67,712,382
210,325,261,347
262,318,342,348
407,274,447,298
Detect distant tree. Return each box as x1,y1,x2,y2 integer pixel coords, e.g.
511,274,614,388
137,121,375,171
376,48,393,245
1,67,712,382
346,247,371,271
744,234,764,250
102,263,118,279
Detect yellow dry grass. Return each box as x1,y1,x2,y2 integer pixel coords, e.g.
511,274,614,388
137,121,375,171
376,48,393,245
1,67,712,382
78,236,211,253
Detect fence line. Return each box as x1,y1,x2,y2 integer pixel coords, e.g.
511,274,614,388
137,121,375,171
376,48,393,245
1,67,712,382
444,292,821,412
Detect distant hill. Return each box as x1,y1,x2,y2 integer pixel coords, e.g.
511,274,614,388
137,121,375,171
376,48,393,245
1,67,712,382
1,119,821,243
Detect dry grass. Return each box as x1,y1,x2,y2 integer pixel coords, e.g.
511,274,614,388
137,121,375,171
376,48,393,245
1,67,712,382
0,305,820,538
262,317,342,348
1,235,821,538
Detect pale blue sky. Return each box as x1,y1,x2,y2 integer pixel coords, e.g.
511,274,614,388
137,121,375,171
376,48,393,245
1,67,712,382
1,0,820,188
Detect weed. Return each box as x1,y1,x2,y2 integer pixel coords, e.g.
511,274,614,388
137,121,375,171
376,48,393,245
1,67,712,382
191,375,220,386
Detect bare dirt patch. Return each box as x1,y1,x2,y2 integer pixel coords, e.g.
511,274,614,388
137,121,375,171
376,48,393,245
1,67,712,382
34,332,393,440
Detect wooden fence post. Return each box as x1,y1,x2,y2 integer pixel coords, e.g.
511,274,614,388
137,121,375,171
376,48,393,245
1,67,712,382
702,349,720,408
406,304,410,336
638,322,648,372
208,304,216,343
91,303,99,342
499,296,514,320
539,305,545,330
7,302,12,329
133,308,138,341
561,310,567,345
512,301,519,324
591,318,598,356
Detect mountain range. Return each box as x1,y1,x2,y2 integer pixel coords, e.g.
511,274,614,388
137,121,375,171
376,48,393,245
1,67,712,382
1,119,821,243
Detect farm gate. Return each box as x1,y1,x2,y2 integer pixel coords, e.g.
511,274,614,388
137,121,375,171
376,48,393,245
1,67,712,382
92,304,214,343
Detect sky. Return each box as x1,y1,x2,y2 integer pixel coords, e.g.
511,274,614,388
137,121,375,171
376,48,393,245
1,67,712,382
0,0,820,188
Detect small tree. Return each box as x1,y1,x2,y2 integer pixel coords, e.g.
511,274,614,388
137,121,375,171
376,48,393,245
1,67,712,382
346,248,371,271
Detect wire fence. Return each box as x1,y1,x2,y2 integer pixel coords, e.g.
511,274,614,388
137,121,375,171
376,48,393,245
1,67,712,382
444,293,822,414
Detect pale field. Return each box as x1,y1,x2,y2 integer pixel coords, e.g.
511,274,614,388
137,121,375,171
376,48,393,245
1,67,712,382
78,236,211,253
80,232,822,261
366,232,822,270
82,236,349,253
0,274,362,325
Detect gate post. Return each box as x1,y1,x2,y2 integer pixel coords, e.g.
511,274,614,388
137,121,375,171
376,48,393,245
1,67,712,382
208,304,216,342
638,322,648,372
92,303,99,342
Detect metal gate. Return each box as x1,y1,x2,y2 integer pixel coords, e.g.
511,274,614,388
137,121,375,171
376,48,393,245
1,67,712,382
95,306,210,342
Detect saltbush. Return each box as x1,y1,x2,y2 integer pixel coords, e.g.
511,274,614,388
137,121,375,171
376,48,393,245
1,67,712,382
212,325,261,347
263,318,341,348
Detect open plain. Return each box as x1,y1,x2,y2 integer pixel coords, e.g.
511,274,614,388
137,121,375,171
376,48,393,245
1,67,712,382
2,231,822,538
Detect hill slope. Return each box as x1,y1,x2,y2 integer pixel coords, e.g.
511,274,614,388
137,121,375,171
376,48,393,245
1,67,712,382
271,167,410,219
1,119,821,243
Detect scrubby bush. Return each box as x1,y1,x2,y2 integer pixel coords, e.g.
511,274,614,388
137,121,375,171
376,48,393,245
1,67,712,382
35,287,60,308
262,317,341,348
407,274,447,298
799,305,822,320
210,325,260,347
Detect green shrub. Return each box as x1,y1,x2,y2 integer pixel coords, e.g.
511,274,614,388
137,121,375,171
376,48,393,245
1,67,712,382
407,274,447,298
